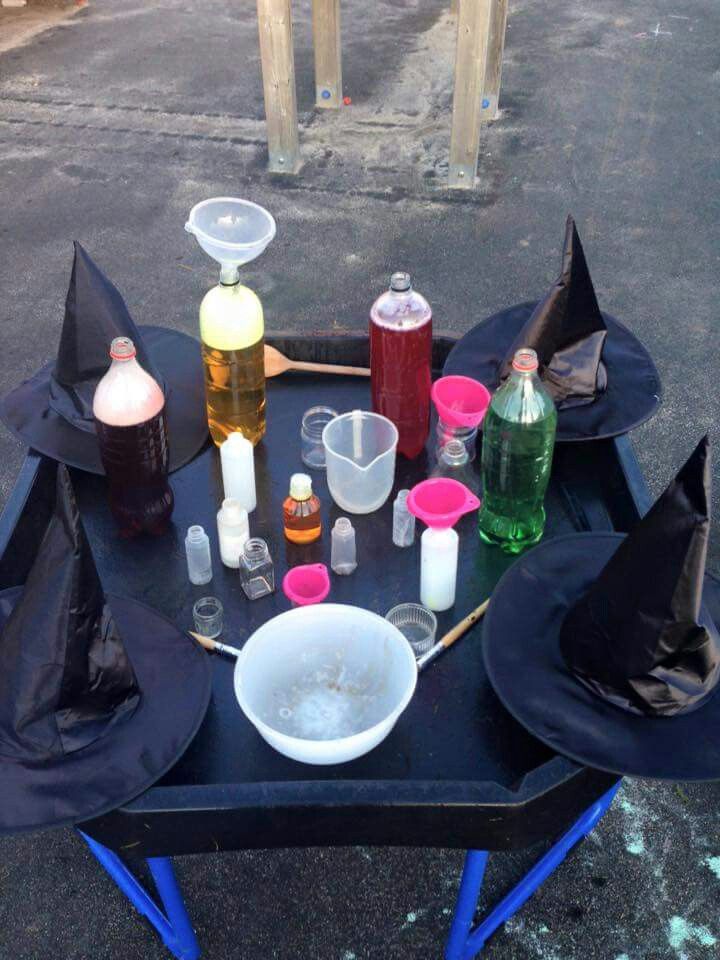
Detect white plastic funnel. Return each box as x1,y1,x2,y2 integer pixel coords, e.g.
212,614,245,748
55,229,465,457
185,197,276,282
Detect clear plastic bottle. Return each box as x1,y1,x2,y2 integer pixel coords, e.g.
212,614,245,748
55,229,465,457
239,538,275,599
185,525,212,585
93,336,174,537
431,440,479,494
370,272,432,459
200,273,265,446
392,489,416,547
283,473,322,544
216,498,250,568
479,348,557,554
331,517,357,574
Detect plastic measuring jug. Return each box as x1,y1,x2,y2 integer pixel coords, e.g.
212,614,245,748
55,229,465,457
432,375,491,462
322,410,399,514
282,564,331,606
406,478,481,611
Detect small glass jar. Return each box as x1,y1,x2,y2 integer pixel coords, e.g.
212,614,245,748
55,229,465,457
301,406,338,469
239,537,275,600
192,597,223,639
385,603,437,657
435,420,478,463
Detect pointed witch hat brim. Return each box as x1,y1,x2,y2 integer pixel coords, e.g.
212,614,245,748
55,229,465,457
443,302,661,442
0,588,211,833
482,532,720,780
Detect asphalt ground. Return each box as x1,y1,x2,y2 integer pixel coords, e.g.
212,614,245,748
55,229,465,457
0,2,719,958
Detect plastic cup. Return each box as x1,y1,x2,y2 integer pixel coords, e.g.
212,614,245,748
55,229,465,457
301,406,338,470
385,603,437,657
322,410,398,514
192,596,224,639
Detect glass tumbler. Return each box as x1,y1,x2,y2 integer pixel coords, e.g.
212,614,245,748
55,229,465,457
301,406,338,469
385,602,437,657
192,596,224,639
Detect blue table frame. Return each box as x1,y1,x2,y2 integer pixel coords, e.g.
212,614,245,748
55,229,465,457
80,781,621,960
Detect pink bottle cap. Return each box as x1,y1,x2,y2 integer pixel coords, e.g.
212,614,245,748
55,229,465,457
431,375,491,428
406,478,480,529
282,564,331,606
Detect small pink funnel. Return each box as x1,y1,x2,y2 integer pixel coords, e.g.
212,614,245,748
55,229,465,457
406,478,480,529
282,563,331,606
431,376,491,428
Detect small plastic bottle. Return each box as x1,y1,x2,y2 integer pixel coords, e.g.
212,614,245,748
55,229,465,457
216,498,250,568
283,473,322,544
185,525,212,585
420,526,458,612
431,439,479,494
331,518,357,575
220,433,256,513
239,538,275,599
392,489,416,547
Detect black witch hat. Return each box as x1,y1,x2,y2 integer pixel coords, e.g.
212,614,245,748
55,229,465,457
443,216,661,441
482,437,720,780
0,464,210,833
0,243,208,474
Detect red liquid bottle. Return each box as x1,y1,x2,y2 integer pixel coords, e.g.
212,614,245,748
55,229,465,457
93,336,174,537
370,272,432,458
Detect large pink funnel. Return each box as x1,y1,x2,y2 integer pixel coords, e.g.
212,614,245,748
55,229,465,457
406,478,480,529
431,376,491,429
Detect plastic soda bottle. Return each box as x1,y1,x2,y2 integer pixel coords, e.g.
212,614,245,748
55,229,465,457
93,337,174,536
370,272,432,459
478,348,557,554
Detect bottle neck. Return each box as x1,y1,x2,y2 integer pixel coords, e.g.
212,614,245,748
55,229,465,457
220,264,240,285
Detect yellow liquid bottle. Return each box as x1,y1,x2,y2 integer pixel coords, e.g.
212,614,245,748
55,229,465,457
199,278,266,446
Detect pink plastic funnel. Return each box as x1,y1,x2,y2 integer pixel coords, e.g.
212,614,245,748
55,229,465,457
282,564,331,606
406,478,480,530
431,376,491,428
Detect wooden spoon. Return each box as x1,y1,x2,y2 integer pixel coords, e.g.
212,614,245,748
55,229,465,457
264,344,370,379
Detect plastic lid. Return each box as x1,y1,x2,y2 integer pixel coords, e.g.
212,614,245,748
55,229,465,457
109,337,136,361
390,271,411,292
512,348,539,373
219,498,249,527
290,473,313,500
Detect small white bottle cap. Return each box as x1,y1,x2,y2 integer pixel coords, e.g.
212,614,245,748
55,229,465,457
290,473,313,500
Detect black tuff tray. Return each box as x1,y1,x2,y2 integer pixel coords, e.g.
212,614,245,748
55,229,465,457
0,335,645,857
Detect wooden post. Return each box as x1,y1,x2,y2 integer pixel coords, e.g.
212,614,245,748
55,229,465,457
312,0,342,108
257,0,300,173
448,0,493,189
482,0,508,122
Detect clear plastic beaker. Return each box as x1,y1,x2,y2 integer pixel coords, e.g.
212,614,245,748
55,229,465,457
301,406,338,470
322,410,398,514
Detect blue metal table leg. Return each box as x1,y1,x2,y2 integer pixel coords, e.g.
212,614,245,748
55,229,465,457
78,831,200,960
446,781,622,960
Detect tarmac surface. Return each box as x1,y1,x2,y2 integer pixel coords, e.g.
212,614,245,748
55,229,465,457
1,1,719,958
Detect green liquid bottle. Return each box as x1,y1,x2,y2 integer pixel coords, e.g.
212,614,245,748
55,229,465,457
478,348,557,554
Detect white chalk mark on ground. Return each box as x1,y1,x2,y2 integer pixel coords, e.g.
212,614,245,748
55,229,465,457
341,952,356,960
702,855,720,879
667,916,717,954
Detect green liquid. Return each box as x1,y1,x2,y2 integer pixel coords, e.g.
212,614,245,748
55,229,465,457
478,395,557,554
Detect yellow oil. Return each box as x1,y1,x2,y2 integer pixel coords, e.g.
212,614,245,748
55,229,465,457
199,281,266,446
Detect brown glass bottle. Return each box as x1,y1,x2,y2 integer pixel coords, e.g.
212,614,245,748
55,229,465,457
283,473,322,544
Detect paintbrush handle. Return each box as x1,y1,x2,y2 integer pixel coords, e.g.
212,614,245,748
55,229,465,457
188,631,242,659
440,598,490,648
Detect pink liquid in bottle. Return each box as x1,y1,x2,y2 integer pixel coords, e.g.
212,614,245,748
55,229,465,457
93,336,174,537
370,272,432,459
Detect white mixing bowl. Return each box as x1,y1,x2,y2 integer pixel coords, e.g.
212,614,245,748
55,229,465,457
234,604,417,764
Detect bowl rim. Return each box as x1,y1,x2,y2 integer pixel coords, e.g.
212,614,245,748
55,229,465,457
234,604,418,748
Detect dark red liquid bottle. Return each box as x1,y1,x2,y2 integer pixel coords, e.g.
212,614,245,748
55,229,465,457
93,336,174,537
370,272,432,459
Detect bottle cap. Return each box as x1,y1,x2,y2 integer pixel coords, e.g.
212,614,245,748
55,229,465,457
109,336,136,361
290,473,313,500
390,272,411,292
219,498,249,528
512,348,539,373
333,517,354,537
